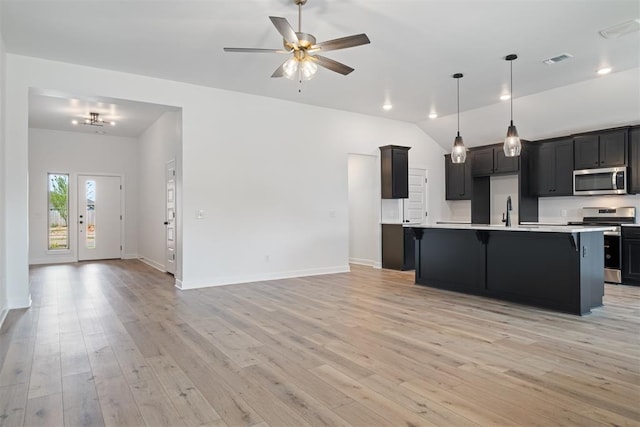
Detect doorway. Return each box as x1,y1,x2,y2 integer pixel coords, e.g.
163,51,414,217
348,154,378,267
77,174,122,261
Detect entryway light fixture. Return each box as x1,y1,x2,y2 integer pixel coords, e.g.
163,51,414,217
503,54,521,157
451,73,467,164
73,112,115,127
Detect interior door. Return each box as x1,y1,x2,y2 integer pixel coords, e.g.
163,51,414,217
403,168,427,224
78,175,122,261
165,160,176,274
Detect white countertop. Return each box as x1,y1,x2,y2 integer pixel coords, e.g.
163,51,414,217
621,224,640,227
406,223,617,233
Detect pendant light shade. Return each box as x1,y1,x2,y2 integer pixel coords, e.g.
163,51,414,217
503,54,521,157
451,73,467,164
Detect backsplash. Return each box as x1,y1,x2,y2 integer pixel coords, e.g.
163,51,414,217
490,175,519,225
538,194,640,223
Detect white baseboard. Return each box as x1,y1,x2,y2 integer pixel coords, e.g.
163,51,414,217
8,295,32,310
0,308,8,330
138,257,166,272
123,253,138,260
349,257,376,267
29,256,76,265
176,264,351,290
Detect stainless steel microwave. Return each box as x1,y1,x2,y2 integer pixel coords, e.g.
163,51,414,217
573,167,627,195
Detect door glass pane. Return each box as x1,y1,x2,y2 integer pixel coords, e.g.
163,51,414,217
48,174,69,250
86,180,96,249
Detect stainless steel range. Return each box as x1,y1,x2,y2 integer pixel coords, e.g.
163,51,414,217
569,207,637,283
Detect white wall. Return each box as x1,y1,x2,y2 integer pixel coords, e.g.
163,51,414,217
138,111,181,271
28,128,139,264
0,8,8,320
5,54,448,300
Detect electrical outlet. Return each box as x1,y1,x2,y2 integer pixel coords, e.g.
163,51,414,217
196,209,205,219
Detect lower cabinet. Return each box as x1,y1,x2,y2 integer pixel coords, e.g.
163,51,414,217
381,224,415,270
622,226,640,286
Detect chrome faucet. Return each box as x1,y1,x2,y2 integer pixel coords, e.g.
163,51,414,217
502,196,512,227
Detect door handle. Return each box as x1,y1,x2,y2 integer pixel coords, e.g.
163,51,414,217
164,221,169,225
79,221,83,224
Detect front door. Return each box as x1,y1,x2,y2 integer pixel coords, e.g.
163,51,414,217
165,160,176,274
78,175,122,261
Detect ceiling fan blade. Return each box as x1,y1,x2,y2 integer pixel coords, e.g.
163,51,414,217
271,61,287,78
269,16,299,46
312,55,354,75
224,48,291,53
312,34,370,53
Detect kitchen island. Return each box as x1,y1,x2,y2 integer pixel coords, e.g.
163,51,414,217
409,224,614,315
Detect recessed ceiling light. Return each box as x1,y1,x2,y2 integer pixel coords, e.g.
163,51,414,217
382,103,393,111
110,121,116,126
428,113,438,119
500,94,511,101
71,120,78,125
597,67,612,75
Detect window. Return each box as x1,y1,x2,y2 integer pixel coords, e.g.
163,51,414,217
48,174,69,250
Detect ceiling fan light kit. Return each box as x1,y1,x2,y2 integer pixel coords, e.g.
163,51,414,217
224,0,370,81
503,54,522,157
451,73,467,164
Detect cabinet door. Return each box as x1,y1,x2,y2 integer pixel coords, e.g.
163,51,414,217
471,148,494,176
622,227,640,285
574,134,599,169
445,155,470,200
630,128,640,194
494,148,519,174
554,139,574,196
536,143,555,195
380,146,410,199
599,130,626,167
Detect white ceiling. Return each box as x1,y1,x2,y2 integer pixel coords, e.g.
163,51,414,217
28,89,179,137
3,0,639,142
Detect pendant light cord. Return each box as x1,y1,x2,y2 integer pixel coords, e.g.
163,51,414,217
298,3,302,32
457,77,460,135
510,59,513,123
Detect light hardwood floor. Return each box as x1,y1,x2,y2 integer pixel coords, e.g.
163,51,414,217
1,260,639,426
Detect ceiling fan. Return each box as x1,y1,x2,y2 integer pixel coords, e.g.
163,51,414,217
223,0,370,81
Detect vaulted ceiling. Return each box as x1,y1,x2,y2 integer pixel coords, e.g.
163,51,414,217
2,1,639,143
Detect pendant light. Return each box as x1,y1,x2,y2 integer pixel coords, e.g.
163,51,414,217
503,54,521,157
451,73,467,163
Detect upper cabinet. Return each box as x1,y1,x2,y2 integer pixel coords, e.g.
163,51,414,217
629,126,640,194
574,130,627,169
534,138,574,196
471,145,519,177
380,145,410,199
445,154,472,200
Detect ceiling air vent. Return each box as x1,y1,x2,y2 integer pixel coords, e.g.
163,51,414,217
543,53,573,65
599,19,640,39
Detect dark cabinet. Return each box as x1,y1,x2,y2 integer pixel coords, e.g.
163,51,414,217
380,145,410,198
382,224,414,270
534,138,574,196
574,130,627,169
471,146,519,176
622,226,640,286
471,148,494,176
629,127,640,194
445,154,472,200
